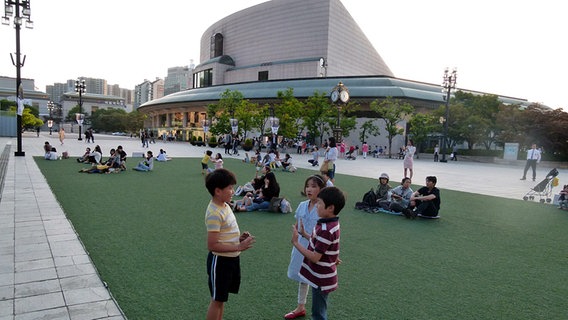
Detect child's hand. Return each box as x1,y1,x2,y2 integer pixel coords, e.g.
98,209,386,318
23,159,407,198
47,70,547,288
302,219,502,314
239,233,255,251
291,224,299,245
336,258,342,266
239,231,251,242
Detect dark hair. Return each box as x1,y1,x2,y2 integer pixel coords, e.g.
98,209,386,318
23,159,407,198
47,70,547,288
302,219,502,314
216,153,223,159
401,177,411,184
318,186,345,215
328,137,336,148
205,168,237,196
305,174,326,190
206,150,213,156
147,151,153,157
426,176,437,184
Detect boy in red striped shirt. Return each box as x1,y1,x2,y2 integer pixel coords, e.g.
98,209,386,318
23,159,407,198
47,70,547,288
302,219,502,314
291,186,345,320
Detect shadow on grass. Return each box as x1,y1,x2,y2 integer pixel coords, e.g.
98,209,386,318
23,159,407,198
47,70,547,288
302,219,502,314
35,157,568,319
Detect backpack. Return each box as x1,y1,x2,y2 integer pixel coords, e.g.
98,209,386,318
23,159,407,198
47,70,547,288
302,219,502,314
362,188,377,206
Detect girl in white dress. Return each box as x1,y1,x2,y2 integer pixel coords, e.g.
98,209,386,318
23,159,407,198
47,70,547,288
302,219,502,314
284,174,326,319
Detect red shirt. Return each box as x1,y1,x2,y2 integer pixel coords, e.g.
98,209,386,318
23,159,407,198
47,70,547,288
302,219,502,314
299,217,340,293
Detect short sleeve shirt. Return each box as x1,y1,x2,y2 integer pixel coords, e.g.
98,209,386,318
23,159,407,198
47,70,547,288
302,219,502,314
205,201,241,257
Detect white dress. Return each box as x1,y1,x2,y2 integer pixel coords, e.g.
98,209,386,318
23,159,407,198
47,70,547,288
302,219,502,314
287,200,319,282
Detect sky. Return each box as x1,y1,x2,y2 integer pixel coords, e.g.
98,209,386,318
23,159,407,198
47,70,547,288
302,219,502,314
1,0,566,109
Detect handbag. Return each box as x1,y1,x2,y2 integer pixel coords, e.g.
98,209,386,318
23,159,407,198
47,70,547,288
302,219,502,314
269,197,283,212
319,161,329,173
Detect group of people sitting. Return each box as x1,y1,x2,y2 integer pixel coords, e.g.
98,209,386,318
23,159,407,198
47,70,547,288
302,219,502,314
77,145,128,173
43,141,61,160
355,172,441,219
232,165,281,212
248,149,296,172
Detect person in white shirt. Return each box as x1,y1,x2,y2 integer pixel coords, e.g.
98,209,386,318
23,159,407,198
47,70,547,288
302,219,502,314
521,144,541,181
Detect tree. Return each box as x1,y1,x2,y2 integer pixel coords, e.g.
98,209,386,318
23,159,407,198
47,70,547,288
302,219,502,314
370,97,414,157
303,92,335,145
358,120,380,145
90,108,128,133
274,88,304,139
408,112,436,154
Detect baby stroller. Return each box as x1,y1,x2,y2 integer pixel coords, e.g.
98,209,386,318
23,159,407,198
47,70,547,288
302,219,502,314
523,168,559,203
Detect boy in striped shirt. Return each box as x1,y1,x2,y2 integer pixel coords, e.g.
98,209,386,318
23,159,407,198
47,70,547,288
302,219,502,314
291,186,345,320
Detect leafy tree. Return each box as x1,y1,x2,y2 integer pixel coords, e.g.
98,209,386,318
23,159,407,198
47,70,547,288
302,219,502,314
125,110,146,134
370,97,414,157
90,108,128,133
408,112,436,153
303,92,335,145
1,99,15,111
274,88,304,139
65,105,89,123
207,89,244,137
22,108,43,129
358,119,381,145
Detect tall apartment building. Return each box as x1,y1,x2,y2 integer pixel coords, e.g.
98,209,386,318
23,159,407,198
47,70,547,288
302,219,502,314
71,77,108,95
134,78,164,109
46,82,72,103
108,84,134,106
164,66,192,96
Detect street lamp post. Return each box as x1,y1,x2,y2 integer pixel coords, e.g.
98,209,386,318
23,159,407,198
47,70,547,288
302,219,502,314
269,106,279,149
229,109,238,136
329,81,349,143
202,115,209,144
440,68,457,163
47,101,54,135
3,0,33,157
75,79,86,140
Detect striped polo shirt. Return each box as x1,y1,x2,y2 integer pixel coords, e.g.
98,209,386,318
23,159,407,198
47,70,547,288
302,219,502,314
205,200,241,257
299,217,340,293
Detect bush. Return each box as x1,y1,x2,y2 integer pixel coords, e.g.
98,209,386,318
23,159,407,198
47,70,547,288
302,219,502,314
208,136,218,148
243,138,253,151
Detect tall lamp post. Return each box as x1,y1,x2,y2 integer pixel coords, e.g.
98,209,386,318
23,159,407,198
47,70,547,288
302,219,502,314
202,114,209,144
3,0,33,157
47,101,54,135
75,79,86,140
440,67,457,162
269,106,279,149
229,109,238,136
329,81,349,143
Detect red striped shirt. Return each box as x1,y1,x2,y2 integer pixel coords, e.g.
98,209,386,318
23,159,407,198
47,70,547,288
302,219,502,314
299,217,340,293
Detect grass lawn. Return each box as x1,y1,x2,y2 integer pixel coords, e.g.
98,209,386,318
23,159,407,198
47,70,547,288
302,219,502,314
35,157,568,319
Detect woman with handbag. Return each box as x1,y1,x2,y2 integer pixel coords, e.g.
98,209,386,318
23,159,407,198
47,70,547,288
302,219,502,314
322,137,338,183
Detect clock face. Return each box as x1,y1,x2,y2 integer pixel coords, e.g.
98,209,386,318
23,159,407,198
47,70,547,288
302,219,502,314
330,90,339,102
340,90,349,103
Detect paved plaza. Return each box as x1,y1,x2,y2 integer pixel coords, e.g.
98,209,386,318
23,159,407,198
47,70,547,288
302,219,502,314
0,132,565,319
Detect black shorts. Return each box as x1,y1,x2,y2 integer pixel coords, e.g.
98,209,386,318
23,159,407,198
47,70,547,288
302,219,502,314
202,163,208,169
207,252,241,302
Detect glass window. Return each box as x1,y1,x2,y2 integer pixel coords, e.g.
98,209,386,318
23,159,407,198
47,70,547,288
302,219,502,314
258,71,269,81
193,69,213,88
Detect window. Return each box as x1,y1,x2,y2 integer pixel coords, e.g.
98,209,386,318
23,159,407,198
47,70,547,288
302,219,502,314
258,71,269,81
210,33,223,58
193,69,213,88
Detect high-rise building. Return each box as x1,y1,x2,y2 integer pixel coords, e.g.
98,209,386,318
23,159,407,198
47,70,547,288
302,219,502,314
46,82,71,103
164,66,192,96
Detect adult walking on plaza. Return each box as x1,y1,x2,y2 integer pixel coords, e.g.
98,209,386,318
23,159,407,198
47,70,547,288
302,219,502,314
521,143,541,181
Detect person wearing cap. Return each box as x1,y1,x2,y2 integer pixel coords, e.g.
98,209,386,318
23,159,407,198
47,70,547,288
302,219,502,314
372,173,392,208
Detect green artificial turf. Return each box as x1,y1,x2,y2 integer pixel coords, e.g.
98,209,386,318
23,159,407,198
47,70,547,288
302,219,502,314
35,157,568,319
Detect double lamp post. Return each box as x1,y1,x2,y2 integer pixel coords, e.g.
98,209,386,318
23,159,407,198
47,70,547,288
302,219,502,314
75,79,86,140
440,68,457,162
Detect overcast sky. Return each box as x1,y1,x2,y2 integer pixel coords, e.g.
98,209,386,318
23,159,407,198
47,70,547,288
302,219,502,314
1,0,566,109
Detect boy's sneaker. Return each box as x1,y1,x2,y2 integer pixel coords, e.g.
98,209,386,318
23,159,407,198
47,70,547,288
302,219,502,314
402,209,412,219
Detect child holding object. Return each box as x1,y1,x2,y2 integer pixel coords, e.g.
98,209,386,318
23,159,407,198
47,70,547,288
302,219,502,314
291,186,345,320
285,175,327,319
204,169,255,320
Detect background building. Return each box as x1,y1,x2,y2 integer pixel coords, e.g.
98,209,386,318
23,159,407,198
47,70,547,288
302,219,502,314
164,65,193,96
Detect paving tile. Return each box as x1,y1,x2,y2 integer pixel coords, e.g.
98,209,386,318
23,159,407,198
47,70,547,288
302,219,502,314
0,285,13,300
14,268,57,285
14,250,52,263
15,259,54,273
67,300,123,320
53,256,90,268
56,264,96,279
50,241,87,258
14,292,65,314
0,273,14,287
15,279,61,298
63,287,110,306
59,275,105,291
0,299,13,316
13,307,69,320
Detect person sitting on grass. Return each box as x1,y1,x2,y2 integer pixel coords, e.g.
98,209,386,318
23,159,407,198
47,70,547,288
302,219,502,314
87,145,103,165
236,172,280,212
281,153,295,172
403,176,440,219
380,177,413,213
156,149,172,162
77,147,91,163
133,151,154,172
43,141,53,160
558,184,568,210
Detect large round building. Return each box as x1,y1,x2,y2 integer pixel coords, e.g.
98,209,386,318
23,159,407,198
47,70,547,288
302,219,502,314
139,0,529,147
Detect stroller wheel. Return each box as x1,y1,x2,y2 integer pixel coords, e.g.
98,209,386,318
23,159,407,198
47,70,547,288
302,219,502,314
539,199,545,203
523,196,528,201
546,198,552,203
529,196,535,200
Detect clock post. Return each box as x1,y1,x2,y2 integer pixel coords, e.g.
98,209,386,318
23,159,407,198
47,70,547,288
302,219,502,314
330,81,349,143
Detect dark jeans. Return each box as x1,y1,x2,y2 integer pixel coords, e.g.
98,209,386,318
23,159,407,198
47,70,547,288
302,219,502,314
412,200,439,217
522,159,537,179
311,287,329,320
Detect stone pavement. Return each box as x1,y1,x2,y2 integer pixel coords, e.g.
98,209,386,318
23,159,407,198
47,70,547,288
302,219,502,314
0,132,565,319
